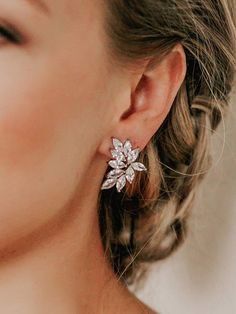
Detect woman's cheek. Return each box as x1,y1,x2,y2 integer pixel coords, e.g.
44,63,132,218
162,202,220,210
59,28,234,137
0,88,60,170
0,74,83,245
0,30,107,245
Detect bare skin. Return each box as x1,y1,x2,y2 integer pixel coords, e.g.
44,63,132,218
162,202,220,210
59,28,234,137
0,0,186,313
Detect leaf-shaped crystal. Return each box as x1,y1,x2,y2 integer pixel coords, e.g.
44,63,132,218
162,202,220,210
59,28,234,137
101,177,117,190
123,139,132,157
107,168,125,178
112,138,123,151
108,160,126,169
125,165,135,183
116,174,126,193
131,162,147,171
111,149,125,162
127,148,140,164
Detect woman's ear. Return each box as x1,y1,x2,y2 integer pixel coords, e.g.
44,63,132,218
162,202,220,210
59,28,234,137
99,44,186,157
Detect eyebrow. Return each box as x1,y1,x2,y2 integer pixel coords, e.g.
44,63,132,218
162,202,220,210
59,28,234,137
24,0,51,16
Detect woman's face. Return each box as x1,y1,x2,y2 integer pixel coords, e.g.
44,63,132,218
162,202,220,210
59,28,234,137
0,0,123,251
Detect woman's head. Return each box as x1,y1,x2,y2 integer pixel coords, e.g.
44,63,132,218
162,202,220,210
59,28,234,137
0,0,187,257
0,0,235,288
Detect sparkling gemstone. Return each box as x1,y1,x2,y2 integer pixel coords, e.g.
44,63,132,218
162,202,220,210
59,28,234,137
108,160,126,169
107,168,125,178
112,138,123,151
111,149,125,162
125,165,135,183
123,139,132,157
127,148,140,164
116,175,126,193
101,177,117,190
131,162,147,171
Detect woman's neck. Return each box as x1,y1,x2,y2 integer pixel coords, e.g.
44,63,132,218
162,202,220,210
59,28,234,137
0,186,125,313
0,157,151,314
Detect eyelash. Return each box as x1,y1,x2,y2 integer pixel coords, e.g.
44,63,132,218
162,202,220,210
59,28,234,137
0,25,21,44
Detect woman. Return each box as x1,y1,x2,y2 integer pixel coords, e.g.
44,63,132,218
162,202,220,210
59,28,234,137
0,0,235,313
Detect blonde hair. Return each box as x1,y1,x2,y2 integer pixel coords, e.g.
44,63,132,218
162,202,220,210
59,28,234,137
98,0,236,287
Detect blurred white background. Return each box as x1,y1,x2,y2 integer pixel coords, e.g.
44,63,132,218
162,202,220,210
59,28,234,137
130,91,236,314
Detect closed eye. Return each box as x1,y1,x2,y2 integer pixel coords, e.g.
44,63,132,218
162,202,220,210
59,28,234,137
0,24,21,44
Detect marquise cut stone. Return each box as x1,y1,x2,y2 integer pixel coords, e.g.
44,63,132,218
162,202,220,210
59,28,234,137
108,160,126,169
111,149,125,162
112,138,123,151
125,165,135,183
101,177,117,190
123,139,132,157
127,148,140,164
107,168,125,178
131,162,147,171
116,175,126,193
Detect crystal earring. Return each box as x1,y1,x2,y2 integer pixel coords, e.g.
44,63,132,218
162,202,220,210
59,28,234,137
101,137,147,193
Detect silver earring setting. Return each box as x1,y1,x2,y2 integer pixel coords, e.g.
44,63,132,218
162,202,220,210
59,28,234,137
101,137,147,193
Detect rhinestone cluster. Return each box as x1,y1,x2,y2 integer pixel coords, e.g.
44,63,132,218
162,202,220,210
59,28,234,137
101,137,147,193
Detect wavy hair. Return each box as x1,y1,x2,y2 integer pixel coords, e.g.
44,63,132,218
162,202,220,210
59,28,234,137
98,0,236,287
